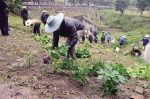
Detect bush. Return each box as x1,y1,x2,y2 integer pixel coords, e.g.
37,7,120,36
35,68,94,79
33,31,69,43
97,63,130,97
6,0,22,15
89,60,105,77
76,47,91,58
127,63,150,80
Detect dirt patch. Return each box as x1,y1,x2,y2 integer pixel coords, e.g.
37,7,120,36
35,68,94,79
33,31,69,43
0,82,39,99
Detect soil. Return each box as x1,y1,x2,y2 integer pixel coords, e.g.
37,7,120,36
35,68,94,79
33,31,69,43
0,28,150,99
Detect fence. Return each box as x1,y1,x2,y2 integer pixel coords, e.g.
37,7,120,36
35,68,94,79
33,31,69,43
23,4,94,10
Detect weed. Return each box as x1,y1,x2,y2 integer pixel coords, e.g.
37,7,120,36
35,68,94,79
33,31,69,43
33,74,38,81
7,62,18,72
61,58,76,69
76,47,91,58
49,44,69,59
89,59,105,77
97,63,130,97
41,69,52,77
51,59,63,73
72,62,89,85
82,40,91,48
146,84,150,96
0,71,7,82
127,63,150,80
27,51,37,67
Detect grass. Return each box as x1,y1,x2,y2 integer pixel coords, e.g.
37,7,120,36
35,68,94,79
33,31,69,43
0,71,7,82
119,9,150,17
8,14,22,26
8,8,150,72
98,9,150,41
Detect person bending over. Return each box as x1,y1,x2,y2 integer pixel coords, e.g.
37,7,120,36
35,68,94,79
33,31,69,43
45,13,85,59
25,19,41,34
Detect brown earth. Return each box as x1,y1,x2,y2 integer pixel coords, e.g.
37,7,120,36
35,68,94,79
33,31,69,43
0,27,150,99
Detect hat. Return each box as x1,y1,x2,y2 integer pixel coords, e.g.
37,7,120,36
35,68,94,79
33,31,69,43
145,34,149,37
122,35,126,38
25,20,33,26
22,6,27,9
45,13,64,33
42,10,47,13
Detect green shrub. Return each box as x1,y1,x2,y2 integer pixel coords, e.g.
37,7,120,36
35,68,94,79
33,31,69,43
97,63,130,97
72,62,89,85
89,60,105,77
6,0,22,15
61,58,78,69
76,47,91,58
127,63,150,80
82,40,91,48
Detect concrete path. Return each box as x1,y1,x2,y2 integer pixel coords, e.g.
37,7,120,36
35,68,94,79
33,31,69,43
142,43,150,63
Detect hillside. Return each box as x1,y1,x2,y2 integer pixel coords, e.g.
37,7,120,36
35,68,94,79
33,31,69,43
0,8,150,99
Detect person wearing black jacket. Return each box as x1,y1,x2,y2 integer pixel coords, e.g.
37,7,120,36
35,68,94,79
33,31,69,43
93,30,98,43
88,33,93,43
41,10,49,25
21,6,28,26
45,13,85,59
0,0,9,36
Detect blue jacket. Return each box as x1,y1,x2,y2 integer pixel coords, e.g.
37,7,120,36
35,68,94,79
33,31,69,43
118,37,125,44
107,35,111,41
141,37,149,46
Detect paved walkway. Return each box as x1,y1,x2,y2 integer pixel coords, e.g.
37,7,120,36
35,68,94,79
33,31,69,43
142,44,150,63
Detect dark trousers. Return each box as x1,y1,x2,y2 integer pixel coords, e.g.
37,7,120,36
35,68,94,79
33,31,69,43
89,37,93,43
101,38,105,44
66,30,85,60
94,36,98,43
23,18,28,26
0,17,9,36
94,40,98,43
120,43,124,45
33,24,40,34
82,35,85,42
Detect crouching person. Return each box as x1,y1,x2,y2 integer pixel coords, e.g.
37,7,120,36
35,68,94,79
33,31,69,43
25,19,41,34
45,13,85,60
131,48,141,57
